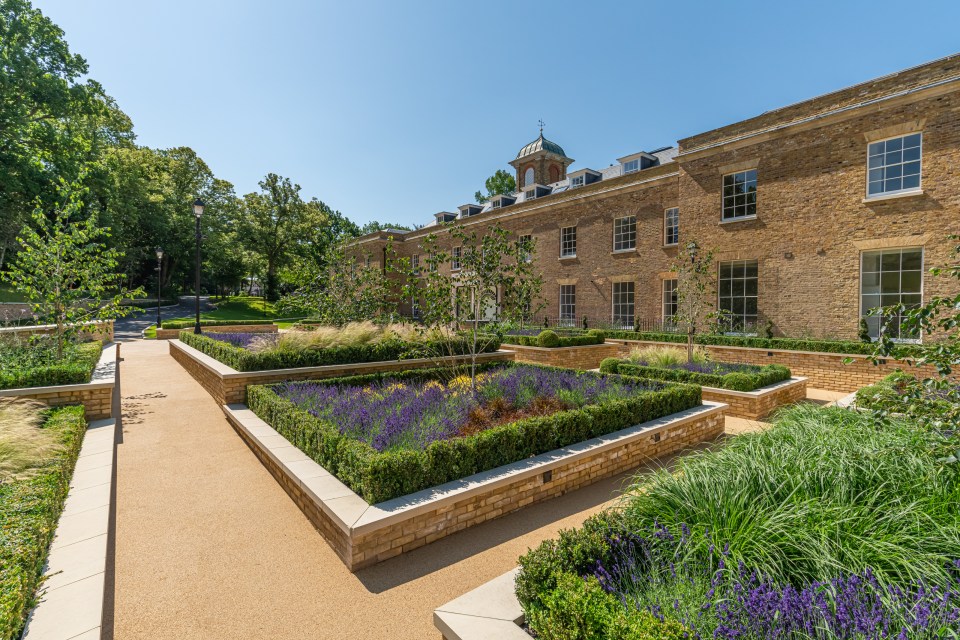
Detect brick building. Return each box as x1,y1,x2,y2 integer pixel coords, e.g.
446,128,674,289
348,54,960,341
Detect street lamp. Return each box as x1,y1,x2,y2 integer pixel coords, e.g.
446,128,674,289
155,247,164,329
193,198,205,334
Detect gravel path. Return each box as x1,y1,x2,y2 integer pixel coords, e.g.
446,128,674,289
109,340,636,639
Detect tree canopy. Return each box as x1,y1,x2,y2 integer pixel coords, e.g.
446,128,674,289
474,169,516,204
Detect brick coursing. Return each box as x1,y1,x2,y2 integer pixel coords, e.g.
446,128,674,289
700,378,807,420
504,343,622,370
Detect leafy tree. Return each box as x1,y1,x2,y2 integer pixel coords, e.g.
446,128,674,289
406,223,538,392
238,174,327,301
359,220,411,235
672,241,715,363
2,179,143,358
277,240,392,324
474,169,516,204
868,235,960,428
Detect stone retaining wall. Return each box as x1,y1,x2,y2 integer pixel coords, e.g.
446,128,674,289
170,339,516,405
610,339,936,393
503,342,622,370
700,377,807,420
0,344,118,420
224,401,726,572
155,324,278,340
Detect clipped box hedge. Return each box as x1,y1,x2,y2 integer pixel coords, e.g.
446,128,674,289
0,405,86,640
503,329,606,348
179,330,502,372
0,342,102,391
600,359,792,392
247,363,702,504
159,318,276,330
602,330,920,358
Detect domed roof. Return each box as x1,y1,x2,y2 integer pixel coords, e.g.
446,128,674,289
516,134,568,160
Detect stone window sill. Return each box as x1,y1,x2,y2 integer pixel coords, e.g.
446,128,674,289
559,255,577,261
719,215,758,225
610,249,635,255
862,189,924,203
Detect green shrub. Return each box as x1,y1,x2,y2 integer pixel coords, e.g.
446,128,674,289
0,341,102,391
603,330,919,358
0,406,85,640
598,358,620,374
538,330,561,348
858,318,872,343
586,328,606,341
179,330,500,372
247,364,701,503
160,318,275,329
613,362,790,391
526,572,689,640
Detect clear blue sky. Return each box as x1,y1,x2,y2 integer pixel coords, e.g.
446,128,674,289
34,0,960,228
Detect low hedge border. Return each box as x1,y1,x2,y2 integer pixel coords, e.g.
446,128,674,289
246,363,702,504
603,330,920,358
599,359,792,392
0,405,86,640
0,342,103,391
179,331,502,372
503,329,606,348
159,318,276,329
121,298,179,309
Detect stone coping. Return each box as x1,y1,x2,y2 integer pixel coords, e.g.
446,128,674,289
223,399,726,569
434,568,527,640
171,338,514,379
0,343,117,396
701,376,807,397
21,417,118,640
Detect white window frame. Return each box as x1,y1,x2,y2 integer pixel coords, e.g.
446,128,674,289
721,169,757,222
662,278,678,324
622,159,640,175
613,216,637,252
525,189,537,201
866,133,922,198
524,166,535,187
664,207,679,246
859,247,923,342
611,281,635,328
560,226,577,258
570,175,585,188
518,234,533,263
559,284,576,325
717,260,759,333
451,246,462,271
411,294,422,319
411,254,420,274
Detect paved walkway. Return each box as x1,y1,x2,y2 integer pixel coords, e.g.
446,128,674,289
113,297,216,341
110,340,845,639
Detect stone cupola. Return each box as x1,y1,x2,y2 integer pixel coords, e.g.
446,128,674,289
508,126,574,190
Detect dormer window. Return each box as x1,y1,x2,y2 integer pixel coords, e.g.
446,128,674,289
457,204,483,219
618,151,659,176
567,169,601,189
435,211,457,224
623,159,640,174
524,184,551,201
570,175,585,188
489,194,516,209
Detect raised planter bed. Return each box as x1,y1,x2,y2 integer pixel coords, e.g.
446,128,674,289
504,342,622,370
608,339,934,393
155,323,278,340
20,416,118,640
0,345,119,420
170,338,515,404
700,376,807,419
0,320,114,343
223,398,726,571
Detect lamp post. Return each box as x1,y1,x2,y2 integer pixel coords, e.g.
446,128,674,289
155,247,164,329
193,198,205,334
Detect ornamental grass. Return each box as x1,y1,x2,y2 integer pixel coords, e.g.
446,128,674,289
0,399,62,482
517,404,960,639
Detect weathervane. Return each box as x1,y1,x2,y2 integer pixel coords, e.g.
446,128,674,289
538,118,545,135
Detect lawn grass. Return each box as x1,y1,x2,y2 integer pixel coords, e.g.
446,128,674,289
146,296,305,338
0,284,26,303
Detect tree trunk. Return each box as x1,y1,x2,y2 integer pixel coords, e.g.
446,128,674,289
687,325,694,364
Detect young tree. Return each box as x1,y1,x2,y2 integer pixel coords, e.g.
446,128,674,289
277,240,393,325
474,169,516,204
867,235,960,428
672,240,715,363
3,180,143,358
407,223,541,393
